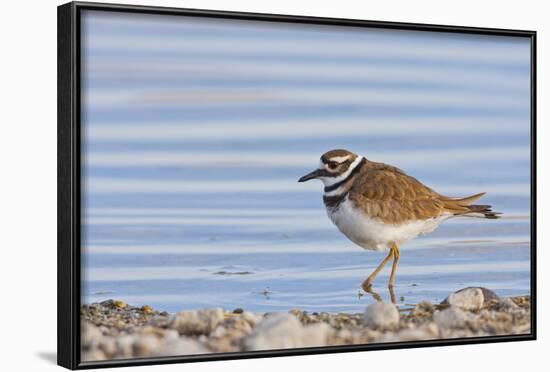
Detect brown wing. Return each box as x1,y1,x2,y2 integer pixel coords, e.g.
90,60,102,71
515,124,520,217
348,160,447,224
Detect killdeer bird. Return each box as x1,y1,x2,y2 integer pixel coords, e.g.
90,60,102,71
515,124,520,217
298,149,500,294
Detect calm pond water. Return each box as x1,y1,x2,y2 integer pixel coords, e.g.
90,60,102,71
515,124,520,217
81,11,531,313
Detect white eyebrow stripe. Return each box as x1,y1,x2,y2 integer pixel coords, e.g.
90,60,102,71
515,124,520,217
321,156,362,187
329,155,351,163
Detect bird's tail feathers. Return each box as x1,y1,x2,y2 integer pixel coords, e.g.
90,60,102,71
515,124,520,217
464,204,502,219
454,192,486,205
442,192,501,219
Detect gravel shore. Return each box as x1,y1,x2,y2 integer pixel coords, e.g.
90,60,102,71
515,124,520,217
81,288,531,361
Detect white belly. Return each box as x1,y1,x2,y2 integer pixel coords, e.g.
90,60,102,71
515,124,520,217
327,197,450,251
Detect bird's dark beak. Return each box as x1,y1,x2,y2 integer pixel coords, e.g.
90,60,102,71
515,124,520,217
298,169,323,182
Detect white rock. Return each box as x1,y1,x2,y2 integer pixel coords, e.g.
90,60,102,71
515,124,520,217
379,323,439,342
169,308,225,335
99,336,117,357
154,337,209,356
498,298,519,311
81,322,103,347
241,311,263,327
412,301,435,316
160,328,180,342
148,314,172,328
211,325,227,338
433,307,472,329
133,334,162,357
363,302,400,328
115,334,137,357
445,288,484,311
243,313,330,350
302,323,332,346
81,349,106,361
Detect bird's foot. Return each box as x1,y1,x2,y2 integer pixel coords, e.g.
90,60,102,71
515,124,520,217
361,280,373,292
361,282,383,302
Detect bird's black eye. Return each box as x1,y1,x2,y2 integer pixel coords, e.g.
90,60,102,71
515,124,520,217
327,161,338,170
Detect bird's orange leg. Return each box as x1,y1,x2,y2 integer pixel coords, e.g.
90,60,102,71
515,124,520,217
361,248,394,291
388,242,401,289
364,287,383,302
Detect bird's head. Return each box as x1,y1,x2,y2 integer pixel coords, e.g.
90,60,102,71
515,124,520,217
298,149,361,186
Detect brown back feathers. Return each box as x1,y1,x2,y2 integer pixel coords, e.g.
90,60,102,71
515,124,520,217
341,159,501,224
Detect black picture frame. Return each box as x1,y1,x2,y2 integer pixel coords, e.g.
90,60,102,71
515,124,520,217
57,1,537,369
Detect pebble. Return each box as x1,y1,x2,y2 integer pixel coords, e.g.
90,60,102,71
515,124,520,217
141,305,154,314
443,287,500,311
169,308,225,336
99,336,117,357
478,287,500,302
79,292,530,360
210,325,227,338
497,298,519,311
81,349,106,361
412,301,435,318
81,321,102,346
443,287,484,310
433,307,472,329
243,313,330,350
113,300,127,309
154,337,209,356
379,323,439,342
240,311,263,327
115,334,137,357
363,302,400,328
133,334,162,356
